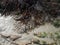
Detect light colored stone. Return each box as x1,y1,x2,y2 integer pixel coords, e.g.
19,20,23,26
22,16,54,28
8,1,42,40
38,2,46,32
10,34,21,40
14,40,31,45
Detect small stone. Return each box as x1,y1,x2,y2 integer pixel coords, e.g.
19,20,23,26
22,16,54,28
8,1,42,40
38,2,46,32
10,34,21,41
14,40,31,45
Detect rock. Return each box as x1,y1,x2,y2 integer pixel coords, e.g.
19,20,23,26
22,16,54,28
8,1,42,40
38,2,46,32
14,40,31,45
10,34,21,41
0,32,10,38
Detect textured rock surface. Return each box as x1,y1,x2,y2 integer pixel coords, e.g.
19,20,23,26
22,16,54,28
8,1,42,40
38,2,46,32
0,0,60,45
0,13,60,45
